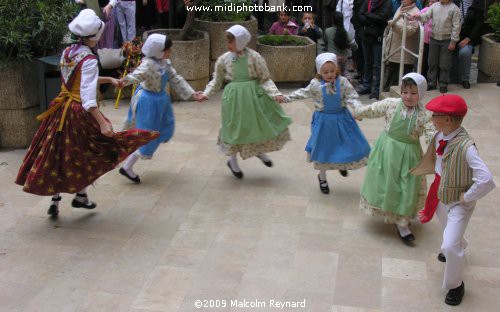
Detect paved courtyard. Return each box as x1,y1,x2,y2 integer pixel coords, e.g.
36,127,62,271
0,83,499,312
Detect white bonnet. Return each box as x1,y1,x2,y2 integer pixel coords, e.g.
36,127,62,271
315,53,337,73
142,34,167,59
226,25,251,51
68,9,105,41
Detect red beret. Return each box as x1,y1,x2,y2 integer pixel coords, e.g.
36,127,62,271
425,94,468,117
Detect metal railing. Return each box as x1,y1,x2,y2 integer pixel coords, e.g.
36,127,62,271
380,14,425,93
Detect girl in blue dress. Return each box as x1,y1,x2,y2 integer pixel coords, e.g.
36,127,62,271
119,33,206,183
285,53,370,194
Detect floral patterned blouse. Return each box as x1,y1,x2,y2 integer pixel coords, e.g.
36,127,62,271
284,76,362,111
123,57,194,100
203,48,281,98
354,97,436,143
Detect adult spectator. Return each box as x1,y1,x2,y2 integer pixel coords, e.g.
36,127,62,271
358,0,392,99
454,0,486,89
383,0,420,91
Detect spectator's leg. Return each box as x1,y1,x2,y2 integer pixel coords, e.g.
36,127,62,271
458,44,473,83
439,40,452,88
372,41,383,96
421,43,429,79
124,1,137,41
427,38,440,88
361,40,374,93
115,2,128,43
354,29,364,78
384,62,399,92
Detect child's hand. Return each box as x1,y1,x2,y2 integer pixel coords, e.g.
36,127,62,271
193,91,208,102
274,95,285,103
460,193,466,205
100,121,114,137
110,78,121,88
408,13,419,21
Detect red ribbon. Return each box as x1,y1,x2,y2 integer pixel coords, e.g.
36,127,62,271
436,139,447,156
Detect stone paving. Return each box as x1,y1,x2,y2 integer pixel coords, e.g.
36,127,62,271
0,83,499,312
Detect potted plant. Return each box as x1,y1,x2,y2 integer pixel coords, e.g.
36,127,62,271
193,0,259,74
256,35,316,82
0,0,78,148
478,2,500,82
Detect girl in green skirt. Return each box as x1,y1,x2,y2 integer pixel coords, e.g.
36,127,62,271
201,25,292,178
354,73,435,242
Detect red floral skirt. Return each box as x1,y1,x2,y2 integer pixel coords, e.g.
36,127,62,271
15,100,159,196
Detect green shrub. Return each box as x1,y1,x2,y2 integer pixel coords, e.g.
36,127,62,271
197,0,253,22
0,0,78,67
487,3,500,42
258,35,309,46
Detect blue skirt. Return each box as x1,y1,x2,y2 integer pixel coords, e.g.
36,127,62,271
306,108,370,164
128,88,174,158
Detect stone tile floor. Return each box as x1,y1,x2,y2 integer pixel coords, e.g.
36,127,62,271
0,83,499,312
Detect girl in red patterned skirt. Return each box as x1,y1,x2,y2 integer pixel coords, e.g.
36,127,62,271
15,9,159,218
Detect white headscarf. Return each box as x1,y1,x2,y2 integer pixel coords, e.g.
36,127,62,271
402,72,427,105
226,25,251,51
68,9,105,41
142,34,167,59
315,53,337,73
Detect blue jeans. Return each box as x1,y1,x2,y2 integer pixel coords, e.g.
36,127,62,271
362,40,382,95
458,44,474,82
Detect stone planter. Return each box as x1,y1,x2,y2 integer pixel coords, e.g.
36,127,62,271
143,29,210,100
256,36,316,82
194,16,258,75
478,34,500,82
0,62,40,148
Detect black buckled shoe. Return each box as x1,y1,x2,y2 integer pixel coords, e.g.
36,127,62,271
119,167,141,183
227,161,243,179
339,170,349,177
71,193,97,209
396,227,415,243
445,282,464,306
317,175,330,194
47,196,61,218
438,252,446,262
258,156,273,167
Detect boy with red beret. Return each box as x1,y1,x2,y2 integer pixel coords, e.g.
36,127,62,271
411,94,495,305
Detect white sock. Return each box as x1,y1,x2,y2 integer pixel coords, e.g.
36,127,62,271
319,169,327,181
229,155,241,172
122,150,140,177
50,193,61,207
397,224,412,237
257,153,271,162
74,188,88,204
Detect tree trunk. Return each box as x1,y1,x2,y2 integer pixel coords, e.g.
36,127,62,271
180,0,197,40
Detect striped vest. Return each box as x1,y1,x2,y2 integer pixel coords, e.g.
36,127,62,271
438,129,475,204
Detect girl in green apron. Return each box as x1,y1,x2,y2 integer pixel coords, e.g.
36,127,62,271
355,73,435,243
201,25,292,178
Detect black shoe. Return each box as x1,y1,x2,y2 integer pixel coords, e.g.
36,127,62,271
339,170,348,177
462,81,470,89
227,161,243,179
358,88,370,95
71,193,97,209
369,93,379,100
119,167,141,183
439,86,448,93
438,252,446,262
258,156,273,167
47,196,61,218
427,85,437,91
317,175,330,194
445,282,464,306
396,227,415,243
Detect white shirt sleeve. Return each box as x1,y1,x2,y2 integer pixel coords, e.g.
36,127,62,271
109,0,118,7
80,58,99,111
463,145,496,202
